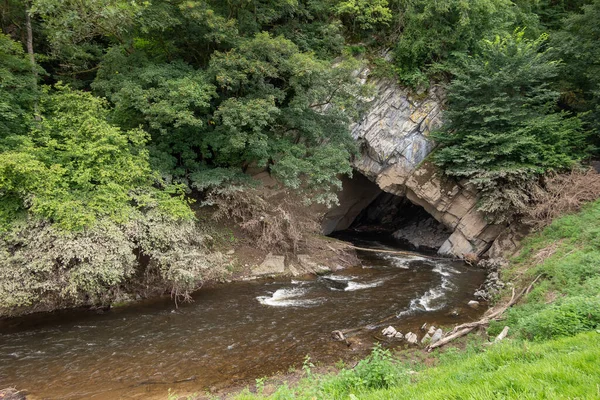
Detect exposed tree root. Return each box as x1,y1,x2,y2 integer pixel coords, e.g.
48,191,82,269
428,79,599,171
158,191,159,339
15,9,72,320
426,274,543,351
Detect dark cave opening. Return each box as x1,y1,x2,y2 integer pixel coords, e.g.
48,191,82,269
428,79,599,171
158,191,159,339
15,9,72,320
323,171,452,252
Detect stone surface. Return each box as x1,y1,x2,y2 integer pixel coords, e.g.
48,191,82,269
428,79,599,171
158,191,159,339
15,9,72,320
287,264,300,277
421,333,432,345
430,328,443,345
325,75,513,257
393,217,451,251
252,253,285,276
468,300,480,309
427,326,437,335
382,326,398,337
405,332,418,344
322,173,382,235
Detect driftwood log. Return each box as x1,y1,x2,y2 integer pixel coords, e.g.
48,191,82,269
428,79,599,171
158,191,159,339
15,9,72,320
426,274,543,352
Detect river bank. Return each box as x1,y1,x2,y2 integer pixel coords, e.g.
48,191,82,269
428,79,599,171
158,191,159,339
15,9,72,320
201,199,600,400
0,232,488,400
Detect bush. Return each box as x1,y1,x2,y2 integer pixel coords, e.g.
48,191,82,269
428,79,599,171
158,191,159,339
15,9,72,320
317,345,407,397
431,31,586,221
0,214,226,316
525,168,600,230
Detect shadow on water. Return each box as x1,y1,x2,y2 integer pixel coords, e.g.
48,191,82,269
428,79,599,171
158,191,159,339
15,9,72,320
0,232,486,399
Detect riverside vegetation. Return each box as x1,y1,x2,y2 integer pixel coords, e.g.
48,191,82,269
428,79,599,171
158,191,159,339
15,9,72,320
226,199,600,399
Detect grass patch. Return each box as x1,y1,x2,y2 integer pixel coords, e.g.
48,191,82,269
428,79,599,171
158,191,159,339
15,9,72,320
233,333,600,399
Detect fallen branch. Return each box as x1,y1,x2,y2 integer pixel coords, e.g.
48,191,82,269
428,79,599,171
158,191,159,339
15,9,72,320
427,274,542,352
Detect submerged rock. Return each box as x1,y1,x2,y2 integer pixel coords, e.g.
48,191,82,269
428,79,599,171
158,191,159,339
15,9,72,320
468,300,480,309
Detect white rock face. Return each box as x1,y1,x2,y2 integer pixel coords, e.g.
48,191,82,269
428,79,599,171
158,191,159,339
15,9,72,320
348,78,507,257
252,253,285,276
430,328,444,345
405,332,418,344
382,326,398,337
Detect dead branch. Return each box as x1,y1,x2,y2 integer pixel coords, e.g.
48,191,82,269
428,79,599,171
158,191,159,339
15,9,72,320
426,274,542,351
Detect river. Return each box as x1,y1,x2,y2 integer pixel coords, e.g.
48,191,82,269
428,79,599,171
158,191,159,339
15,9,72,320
0,233,486,399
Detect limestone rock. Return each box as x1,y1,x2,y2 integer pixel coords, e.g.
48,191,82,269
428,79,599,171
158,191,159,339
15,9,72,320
287,264,300,277
430,328,443,345
252,253,285,276
427,326,436,335
468,300,480,309
405,332,418,344
393,217,451,251
323,74,518,257
394,332,404,340
382,326,397,337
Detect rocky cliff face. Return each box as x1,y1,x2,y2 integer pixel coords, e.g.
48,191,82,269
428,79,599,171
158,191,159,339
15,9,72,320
325,77,513,258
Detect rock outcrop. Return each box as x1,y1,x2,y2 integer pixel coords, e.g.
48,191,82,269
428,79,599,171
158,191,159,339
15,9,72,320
326,76,509,257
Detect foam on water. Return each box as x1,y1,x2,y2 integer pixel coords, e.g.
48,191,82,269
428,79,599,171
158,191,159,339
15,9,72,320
398,262,462,315
344,279,387,292
322,275,356,282
410,286,446,311
257,287,322,307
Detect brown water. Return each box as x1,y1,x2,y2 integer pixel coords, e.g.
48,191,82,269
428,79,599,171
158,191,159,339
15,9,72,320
0,234,486,399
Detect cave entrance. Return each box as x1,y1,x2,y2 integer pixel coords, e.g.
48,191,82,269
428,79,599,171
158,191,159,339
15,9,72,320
323,171,451,252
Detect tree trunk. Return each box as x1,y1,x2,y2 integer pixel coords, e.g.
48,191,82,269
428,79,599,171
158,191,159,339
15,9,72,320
25,3,40,121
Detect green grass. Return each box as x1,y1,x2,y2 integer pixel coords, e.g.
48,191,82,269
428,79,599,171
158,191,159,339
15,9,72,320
229,200,600,400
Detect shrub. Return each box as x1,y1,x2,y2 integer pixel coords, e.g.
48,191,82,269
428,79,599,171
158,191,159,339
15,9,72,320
525,168,600,230
0,213,225,316
317,345,407,396
432,31,586,221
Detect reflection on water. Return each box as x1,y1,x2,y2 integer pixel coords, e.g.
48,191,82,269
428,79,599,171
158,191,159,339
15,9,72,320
0,234,486,399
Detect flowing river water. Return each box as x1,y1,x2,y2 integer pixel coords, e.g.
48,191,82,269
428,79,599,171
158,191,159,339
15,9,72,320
0,233,486,399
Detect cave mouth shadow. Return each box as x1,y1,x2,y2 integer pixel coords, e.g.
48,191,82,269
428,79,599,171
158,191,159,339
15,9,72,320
324,171,451,253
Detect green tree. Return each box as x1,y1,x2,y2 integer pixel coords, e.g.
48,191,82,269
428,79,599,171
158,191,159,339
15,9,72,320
335,0,392,33
390,0,518,85
0,84,192,231
208,32,365,203
553,0,600,148
0,33,39,139
432,31,586,220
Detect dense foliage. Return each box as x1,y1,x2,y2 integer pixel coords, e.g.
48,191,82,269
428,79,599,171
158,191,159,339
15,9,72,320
431,31,586,220
1,0,599,313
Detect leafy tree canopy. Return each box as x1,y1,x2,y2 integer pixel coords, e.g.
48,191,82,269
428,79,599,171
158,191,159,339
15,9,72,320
432,31,586,220
0,84,192,231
